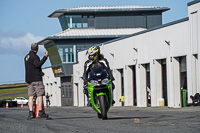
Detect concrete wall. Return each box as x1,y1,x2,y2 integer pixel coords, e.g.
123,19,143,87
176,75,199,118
188,1,200,97
73,2,200,108
42,67,62,107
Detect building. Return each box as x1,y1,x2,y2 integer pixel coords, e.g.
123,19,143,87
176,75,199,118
38,5,169,106
73,0,200,108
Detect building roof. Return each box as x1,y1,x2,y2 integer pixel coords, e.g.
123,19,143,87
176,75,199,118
187,0,200,6
49,5,170,18
38,28,146,45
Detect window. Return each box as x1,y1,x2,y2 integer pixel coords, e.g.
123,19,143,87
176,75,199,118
57,45,76,63
58,48,63,62
65,15,95,29
88,15,94,28
83,16,88,28
62,86,65,97
65,86,68,97
69,85,72,98
66,15,82,28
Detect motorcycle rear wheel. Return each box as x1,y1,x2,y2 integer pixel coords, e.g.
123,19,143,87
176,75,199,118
99,95,107,120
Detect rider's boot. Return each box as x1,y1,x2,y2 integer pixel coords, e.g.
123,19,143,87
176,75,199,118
112,99,115,105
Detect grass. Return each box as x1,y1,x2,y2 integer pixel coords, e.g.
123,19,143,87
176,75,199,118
0,94,28,101
0,86,28,100
0,83,26,88
0,87,27,95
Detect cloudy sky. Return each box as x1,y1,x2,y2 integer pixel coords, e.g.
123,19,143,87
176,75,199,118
0,0,191,84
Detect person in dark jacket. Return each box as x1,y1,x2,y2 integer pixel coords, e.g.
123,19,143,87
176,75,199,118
25,43,49,119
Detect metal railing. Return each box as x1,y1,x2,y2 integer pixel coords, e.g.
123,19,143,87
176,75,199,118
0,80,25,85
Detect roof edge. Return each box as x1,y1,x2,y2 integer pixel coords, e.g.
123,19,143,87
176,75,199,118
48,7,170,18
187,0,200,6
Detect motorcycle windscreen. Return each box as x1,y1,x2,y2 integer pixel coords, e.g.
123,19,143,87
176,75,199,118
88,68,109,81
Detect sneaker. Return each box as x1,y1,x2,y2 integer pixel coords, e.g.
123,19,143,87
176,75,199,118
38,110,49,118
27,111,34,120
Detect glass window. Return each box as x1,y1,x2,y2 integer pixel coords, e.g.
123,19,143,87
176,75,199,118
65,15,94,29
59,15,68,30
70,53,73,62
65,48,68,53
69,85,72,98
57,45,76,63
62,86,65,97
65,86,68,97
83,16,88,28
58,48,63,62
65,15,82,28
88,15,94,28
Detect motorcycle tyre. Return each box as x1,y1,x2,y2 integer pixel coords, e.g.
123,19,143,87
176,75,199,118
99,95,107,120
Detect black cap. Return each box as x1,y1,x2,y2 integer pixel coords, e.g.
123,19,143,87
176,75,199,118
31,43,38,51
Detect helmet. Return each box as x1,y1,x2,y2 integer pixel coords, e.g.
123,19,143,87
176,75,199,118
87,46,100,62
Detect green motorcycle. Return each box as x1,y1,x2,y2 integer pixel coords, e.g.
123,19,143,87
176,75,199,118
87,68,112,120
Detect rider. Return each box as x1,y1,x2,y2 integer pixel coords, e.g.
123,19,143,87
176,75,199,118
83,46,115,106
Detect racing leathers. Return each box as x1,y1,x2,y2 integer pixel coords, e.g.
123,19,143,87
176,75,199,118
83,57,115,96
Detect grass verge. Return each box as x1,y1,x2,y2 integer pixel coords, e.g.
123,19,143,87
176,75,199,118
0,87,27,95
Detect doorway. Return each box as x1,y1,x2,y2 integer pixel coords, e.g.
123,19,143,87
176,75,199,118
130,65,137,106
161,59,168,106
145,64,151,107
118,69,124,106
61,76,73,106
180,56,187,107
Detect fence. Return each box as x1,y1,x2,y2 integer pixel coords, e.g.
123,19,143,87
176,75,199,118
0,80,25,85
0,80,26,89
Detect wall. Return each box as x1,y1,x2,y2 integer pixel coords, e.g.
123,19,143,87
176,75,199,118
73,1,200,108
42,67,62,107
187,1,200,101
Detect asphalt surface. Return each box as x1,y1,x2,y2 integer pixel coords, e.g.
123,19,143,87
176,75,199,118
0,106,200,133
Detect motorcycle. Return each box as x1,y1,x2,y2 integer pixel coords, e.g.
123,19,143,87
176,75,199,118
87,68,112,120
190,93,200,106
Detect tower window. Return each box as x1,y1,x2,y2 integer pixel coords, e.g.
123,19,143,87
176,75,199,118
65,15,95,29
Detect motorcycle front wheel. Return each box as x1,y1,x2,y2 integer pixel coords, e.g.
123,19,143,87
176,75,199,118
99,95,107,120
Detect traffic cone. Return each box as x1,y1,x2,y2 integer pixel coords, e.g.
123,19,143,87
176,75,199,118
34,97,45,118
6,102,8,108
21,102,23,108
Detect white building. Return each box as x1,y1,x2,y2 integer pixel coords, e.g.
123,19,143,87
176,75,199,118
72,0,200,108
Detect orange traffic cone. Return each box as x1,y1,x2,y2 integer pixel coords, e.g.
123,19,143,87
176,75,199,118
34,97,45,118
6,102,8,108
21,102,23,108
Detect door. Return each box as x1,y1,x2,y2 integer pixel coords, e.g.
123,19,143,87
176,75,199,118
61,77,73,106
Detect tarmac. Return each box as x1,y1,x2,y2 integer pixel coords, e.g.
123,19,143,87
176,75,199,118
0,105,200,133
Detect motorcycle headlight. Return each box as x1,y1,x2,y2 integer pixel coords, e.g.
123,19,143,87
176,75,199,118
101,78,109,85
90,80,100,86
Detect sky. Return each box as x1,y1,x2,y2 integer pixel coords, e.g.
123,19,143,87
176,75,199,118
0,0,192,84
